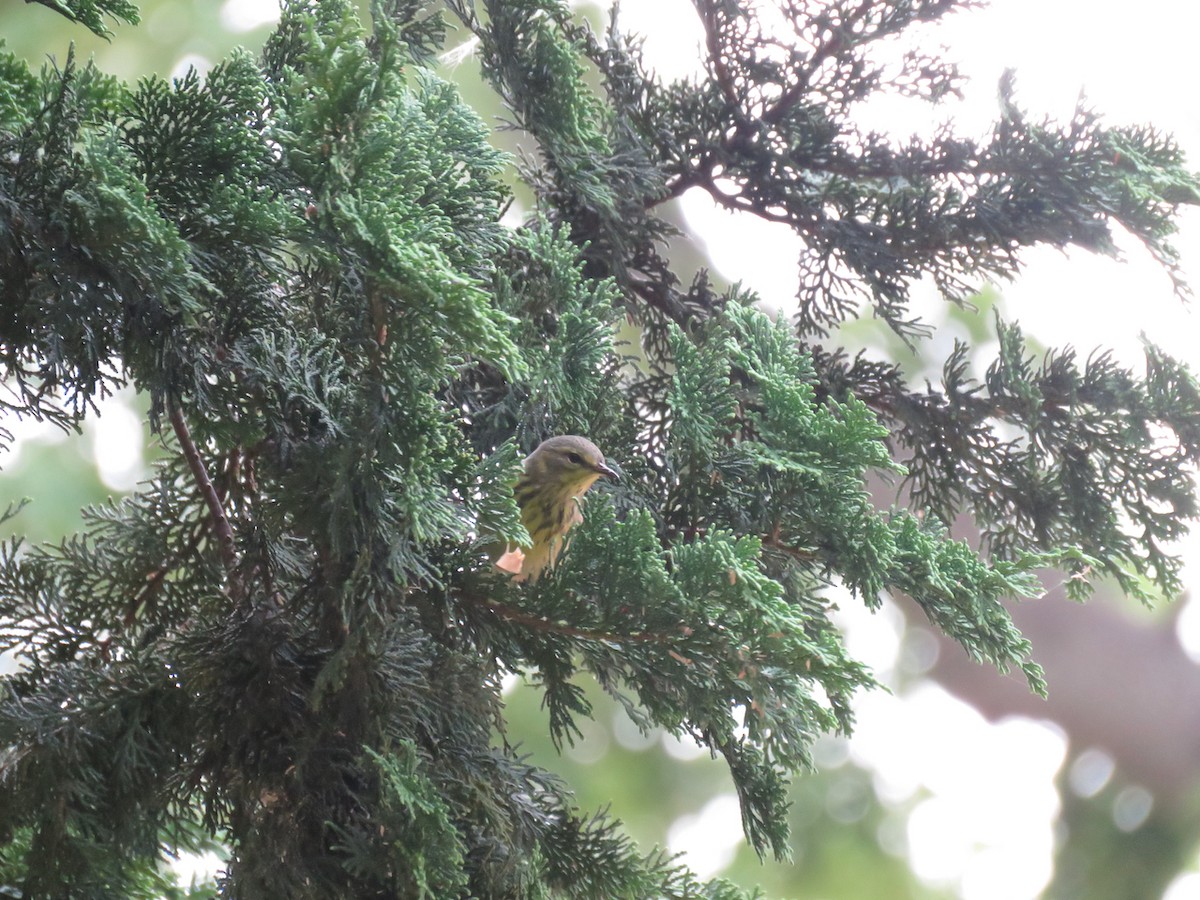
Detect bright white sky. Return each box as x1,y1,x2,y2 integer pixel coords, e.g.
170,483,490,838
15,1,1200,896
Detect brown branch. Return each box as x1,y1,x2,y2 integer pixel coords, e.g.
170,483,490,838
762,535,821,563
654,5,991,213
125,521,209,626
653,171,704,207
470,594,687,645
218,448,242,503
124,444,257,625
169,403,241,594
697,0,741,112
654,2,745,210
764,0,947,128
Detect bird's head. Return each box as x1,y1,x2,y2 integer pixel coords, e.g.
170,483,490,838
524,435,618,496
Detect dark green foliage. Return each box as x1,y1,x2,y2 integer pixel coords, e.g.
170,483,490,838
456,0,1200,600
882,319,1200,601
1,0,1199,897
25,0,138,38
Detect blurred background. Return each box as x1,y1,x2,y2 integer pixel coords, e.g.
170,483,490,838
4,1,1200,897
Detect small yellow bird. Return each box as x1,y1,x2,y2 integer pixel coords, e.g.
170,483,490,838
495,435,618,581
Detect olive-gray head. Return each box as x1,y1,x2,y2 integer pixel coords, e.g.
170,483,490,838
522,435,618,490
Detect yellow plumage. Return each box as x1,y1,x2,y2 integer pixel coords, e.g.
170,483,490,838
495,435,617,581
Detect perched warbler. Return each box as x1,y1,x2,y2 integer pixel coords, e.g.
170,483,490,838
495,435,618,581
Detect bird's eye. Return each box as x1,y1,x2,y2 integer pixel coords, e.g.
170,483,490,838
566,452,584,465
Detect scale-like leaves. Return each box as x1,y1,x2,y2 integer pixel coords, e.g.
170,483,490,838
3,0,1199,896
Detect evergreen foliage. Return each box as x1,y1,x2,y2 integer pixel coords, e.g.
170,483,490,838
1,0,1198,896
25,0,139,38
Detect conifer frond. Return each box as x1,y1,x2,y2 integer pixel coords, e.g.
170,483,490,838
3,0,1199,895
26,0,139,38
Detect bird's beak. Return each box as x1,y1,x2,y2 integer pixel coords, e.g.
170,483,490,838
595,462,619,482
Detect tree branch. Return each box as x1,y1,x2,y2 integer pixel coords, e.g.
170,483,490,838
169,403,241,595
125,521,209,626
762,534,821,563
697,0,742,112
468,594,688,645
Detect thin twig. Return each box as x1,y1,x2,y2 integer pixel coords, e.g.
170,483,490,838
762,535,821,563
698,0,741,111
473,595,686,645
169,403,241,594
125,521,208,626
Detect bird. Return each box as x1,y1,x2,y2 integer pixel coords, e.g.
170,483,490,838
494,435,618,581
